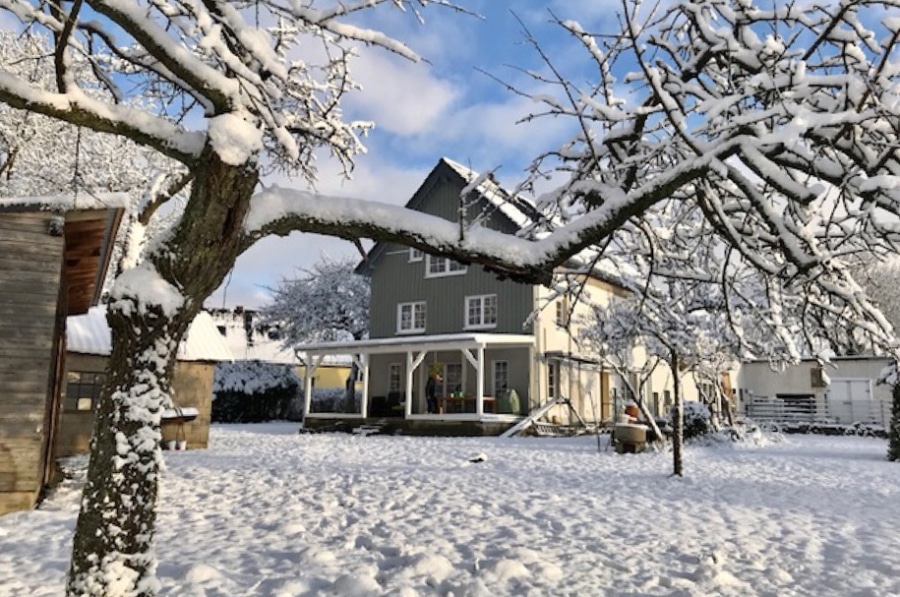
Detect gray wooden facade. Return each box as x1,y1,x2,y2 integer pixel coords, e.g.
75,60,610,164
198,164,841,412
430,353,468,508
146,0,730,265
0,206,121,516
363,159,535,339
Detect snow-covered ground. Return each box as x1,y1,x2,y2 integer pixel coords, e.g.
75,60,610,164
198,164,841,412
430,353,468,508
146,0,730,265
1,424,899,596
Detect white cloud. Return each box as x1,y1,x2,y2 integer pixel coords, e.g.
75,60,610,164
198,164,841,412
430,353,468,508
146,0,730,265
345,51,460,136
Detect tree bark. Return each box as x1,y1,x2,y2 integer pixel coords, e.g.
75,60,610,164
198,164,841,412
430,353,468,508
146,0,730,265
67,150,259,597
889,377,900,462
671,351,684,477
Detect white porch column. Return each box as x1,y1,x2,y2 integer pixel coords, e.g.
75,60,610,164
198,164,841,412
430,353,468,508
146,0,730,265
303,355,324,419
405,351,427,417
354,354,369,419
476,346,485,416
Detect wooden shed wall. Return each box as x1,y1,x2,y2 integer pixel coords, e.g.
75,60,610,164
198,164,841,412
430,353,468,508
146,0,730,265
0,213,64,516
56,354,215,457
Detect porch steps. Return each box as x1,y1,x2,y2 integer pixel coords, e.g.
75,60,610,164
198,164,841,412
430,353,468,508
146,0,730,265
499,398,563,438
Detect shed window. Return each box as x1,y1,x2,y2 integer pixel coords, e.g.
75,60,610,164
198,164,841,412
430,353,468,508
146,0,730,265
66,371,107,411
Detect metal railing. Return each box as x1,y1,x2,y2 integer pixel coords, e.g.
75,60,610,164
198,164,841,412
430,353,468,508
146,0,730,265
739,396,891,429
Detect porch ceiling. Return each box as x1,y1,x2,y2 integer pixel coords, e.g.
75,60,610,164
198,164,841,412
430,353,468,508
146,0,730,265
296,333,535,357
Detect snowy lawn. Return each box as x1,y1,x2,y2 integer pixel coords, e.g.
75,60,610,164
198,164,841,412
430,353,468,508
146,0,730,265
1,424,899,597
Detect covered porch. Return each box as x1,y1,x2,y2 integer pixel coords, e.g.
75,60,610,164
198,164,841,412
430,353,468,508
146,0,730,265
296,333,535,433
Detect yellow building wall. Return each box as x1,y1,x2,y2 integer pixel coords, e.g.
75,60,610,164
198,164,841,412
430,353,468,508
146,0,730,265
296,364,352,390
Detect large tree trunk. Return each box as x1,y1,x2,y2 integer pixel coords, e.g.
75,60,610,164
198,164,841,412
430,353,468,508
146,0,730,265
66,307,193,596
671,351,684,477
889,377,900,462
67,151,259,597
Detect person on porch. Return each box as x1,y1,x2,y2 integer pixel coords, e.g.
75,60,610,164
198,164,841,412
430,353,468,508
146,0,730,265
425,370,442,414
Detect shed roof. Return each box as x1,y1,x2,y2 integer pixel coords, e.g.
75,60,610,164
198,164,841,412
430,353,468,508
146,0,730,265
68,307,234,362
1,193,128,315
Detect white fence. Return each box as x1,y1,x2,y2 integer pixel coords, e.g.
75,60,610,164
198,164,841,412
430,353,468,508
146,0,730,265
740,396,891,428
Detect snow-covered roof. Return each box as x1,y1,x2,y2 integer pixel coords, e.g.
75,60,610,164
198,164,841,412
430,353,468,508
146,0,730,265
0,192,131,212
67,307,233,362
208,309,351,367
440,157,540,230
296,333,535,356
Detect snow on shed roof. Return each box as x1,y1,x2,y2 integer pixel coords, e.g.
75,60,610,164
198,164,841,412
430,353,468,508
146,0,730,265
67,307,233,362
0,191,131,212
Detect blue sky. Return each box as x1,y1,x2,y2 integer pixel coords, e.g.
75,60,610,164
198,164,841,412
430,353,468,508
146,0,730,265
207,1,613,309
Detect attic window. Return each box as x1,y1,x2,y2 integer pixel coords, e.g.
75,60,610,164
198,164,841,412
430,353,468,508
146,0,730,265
425,255,466,278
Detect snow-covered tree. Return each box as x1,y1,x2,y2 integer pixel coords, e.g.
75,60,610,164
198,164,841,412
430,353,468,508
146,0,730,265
2,0,900,594
0,31,167,198
261,256,369,344
260,256,369,408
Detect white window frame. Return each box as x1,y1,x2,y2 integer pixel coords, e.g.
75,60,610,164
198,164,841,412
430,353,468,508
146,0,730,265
492,360,509,397
409,248,423,262
548,361,559,400
425,254,467,278
464,294,498,330
397,301,426,334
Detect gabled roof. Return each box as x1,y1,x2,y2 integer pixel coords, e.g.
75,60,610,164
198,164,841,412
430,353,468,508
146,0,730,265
68,307,233,362
355,157,631,291
356,157,542,276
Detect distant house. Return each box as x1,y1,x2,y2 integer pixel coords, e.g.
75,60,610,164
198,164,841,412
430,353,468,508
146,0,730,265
294,158,677,435
58,307,233,456
738,356,892,429
0,194,125,516
207,307,352,392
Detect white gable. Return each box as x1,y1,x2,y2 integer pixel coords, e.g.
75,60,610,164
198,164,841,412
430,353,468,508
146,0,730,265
67,307,233,362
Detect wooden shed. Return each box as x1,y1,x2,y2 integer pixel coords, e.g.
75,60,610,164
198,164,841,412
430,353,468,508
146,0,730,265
59,308,233,457
0,196,124,516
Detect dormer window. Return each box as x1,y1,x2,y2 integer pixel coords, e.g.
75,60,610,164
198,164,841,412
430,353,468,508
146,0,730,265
425,255,467,278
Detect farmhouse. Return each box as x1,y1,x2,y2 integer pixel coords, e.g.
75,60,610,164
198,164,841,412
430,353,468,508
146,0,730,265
296,158,719,435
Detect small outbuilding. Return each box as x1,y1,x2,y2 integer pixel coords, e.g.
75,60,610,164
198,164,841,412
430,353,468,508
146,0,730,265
0,194,125,516
59,307,233,456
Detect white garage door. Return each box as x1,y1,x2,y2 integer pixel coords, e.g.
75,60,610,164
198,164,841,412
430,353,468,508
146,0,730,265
826,379,874,424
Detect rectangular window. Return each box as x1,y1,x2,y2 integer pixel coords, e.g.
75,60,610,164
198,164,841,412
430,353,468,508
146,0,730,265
389,363,402,393
65,371,107,411
548,361,559,400
492,361,509,396
444,363,463,396
465,294,498,329
397,301,426,334
425,254,467,278
555,298,568,327
409,248,423,262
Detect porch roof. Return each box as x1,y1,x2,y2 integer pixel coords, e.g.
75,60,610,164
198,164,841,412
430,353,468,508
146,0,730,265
296,333,535,357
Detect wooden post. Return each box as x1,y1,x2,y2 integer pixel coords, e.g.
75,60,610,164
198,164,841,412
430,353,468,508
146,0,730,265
476,346,485,416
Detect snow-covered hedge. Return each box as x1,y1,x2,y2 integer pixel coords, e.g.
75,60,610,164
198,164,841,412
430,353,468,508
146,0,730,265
213,361,301,422
675,401,712,441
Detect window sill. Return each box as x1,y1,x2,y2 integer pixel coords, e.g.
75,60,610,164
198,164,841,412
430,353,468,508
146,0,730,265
464,324,497,331
424,270,467,279
396,329,426,335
